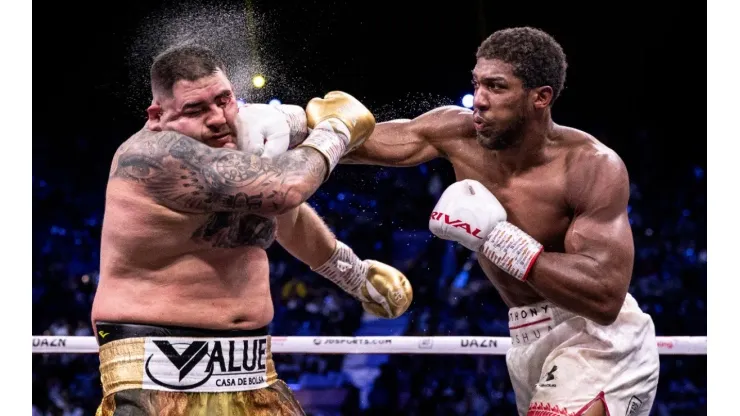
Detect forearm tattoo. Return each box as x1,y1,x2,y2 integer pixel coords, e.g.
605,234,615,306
110,129,327,214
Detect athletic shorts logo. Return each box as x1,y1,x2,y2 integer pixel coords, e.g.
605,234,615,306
143,337,268,392
626,396,643,416
545,365,557,381
146,341,211,390
537,365,557,388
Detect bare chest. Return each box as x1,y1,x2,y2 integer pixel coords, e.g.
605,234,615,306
446,153,571,306
450,157,571,252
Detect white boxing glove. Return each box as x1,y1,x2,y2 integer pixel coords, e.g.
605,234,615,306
429,179,505,251
429,179,543,281
235,103,309,157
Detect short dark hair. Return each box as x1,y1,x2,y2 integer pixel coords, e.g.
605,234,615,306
476,27,567,104
150,44,227,98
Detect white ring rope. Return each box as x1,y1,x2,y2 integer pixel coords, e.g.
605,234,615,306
32,335,706,355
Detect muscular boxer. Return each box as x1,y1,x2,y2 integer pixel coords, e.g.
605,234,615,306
342,27,660,416
91,44,411,416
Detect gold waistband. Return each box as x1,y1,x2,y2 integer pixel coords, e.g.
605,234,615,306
98,336,278,396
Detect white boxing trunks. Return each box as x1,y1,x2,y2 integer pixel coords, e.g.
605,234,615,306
505,293,659,416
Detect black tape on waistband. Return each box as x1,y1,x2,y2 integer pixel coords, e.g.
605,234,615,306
94,321,269,346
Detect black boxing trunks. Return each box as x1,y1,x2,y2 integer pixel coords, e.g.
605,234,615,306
93,321,305,416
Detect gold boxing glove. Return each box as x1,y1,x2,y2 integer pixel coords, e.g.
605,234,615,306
298,91,376,177
360,260,413,318
312,241,413,319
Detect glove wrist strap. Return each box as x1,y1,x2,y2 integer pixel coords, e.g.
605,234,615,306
274,104,309,148
480,221,543,281
312,240,368,300
297,119,349,181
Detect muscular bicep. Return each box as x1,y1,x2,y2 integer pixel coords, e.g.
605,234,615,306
565,206,633,272
110,129,326,215
564,152,634,283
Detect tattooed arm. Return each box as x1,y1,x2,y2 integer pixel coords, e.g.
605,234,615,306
110,129,328,216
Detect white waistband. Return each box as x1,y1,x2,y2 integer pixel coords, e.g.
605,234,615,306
142,335,270,393
508,301,575,347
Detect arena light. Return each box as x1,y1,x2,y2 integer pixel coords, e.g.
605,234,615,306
461,93,474,108
269,98,281,106
252,75,266,88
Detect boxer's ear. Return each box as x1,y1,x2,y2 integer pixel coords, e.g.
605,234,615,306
531,86,553,109
146,101,163,131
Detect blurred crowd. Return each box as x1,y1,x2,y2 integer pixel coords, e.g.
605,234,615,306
33,137,706,415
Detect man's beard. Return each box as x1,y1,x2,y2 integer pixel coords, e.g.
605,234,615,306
476,114,526,150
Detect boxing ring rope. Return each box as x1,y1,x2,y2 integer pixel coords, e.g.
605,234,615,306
32,335,707,355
